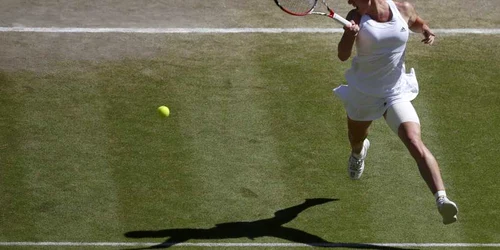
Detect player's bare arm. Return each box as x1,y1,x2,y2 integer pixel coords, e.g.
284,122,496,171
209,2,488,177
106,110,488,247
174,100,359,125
396,1,435,45
338,9,361,61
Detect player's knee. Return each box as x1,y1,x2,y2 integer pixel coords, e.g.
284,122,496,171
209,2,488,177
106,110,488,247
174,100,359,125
398,123,425,152
407,134,424,153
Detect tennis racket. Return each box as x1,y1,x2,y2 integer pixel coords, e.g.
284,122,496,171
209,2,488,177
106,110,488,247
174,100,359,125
274,0,351,26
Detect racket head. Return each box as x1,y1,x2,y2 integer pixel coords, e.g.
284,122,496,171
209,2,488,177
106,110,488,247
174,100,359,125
274,0,318,16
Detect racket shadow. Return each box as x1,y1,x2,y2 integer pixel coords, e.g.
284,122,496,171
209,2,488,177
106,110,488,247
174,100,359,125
123,198,412,250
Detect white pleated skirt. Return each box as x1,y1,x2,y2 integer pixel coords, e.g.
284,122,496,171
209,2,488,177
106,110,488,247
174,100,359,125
333,68,419,121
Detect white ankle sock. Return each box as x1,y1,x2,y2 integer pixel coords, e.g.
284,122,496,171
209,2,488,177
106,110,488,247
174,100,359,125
352,142,366,159
352,151,362,159
434,190,447,200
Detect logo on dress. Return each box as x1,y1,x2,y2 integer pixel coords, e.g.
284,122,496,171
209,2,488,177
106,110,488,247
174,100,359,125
400,27,407,32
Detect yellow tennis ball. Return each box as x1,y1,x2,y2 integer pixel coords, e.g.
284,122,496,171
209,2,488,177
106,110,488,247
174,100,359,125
158,106,170,117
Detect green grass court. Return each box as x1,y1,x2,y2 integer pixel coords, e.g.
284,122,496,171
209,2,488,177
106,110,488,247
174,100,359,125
1,1,500,249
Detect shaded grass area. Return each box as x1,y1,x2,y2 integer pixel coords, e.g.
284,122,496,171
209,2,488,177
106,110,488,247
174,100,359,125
1,33,500,249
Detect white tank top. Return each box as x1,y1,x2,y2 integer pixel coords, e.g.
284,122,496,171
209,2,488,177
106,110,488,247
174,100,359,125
345,0,409,97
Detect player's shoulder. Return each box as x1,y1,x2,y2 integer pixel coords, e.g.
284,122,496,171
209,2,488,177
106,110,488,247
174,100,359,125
394,1,417,20
394,1,416,13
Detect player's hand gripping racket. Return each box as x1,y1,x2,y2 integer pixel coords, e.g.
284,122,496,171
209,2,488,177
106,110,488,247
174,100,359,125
274,0,351,26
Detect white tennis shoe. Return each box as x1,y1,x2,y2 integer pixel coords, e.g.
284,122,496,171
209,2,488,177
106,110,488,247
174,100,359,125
437,196,458,225
348,139,370,180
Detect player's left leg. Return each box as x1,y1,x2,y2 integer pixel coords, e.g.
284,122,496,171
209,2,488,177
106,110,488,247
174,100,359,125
385,102,458,224
397,121,444,193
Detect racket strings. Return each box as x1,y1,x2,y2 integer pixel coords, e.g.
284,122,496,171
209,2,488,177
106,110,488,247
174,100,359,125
278,0,317,15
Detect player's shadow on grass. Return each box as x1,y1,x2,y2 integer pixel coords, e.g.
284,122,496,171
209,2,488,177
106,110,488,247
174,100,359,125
124,198,410,249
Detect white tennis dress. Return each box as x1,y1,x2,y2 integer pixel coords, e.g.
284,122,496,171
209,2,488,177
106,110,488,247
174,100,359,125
334,0,419,121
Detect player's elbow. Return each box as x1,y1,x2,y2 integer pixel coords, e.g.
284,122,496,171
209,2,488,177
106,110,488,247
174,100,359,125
338,52,351,61
337,42,353,61
338,56,350,62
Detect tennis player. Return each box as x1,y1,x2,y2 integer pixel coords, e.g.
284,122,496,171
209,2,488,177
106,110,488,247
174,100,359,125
334,0,458,224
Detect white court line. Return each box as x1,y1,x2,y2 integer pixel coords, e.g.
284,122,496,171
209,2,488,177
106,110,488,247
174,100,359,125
1,242,500,248
0,27,500,34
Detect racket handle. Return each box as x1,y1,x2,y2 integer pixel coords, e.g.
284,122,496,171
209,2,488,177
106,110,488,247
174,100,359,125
332,13,351,27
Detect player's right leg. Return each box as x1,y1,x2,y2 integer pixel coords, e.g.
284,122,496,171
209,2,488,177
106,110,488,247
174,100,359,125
347,117,372,180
